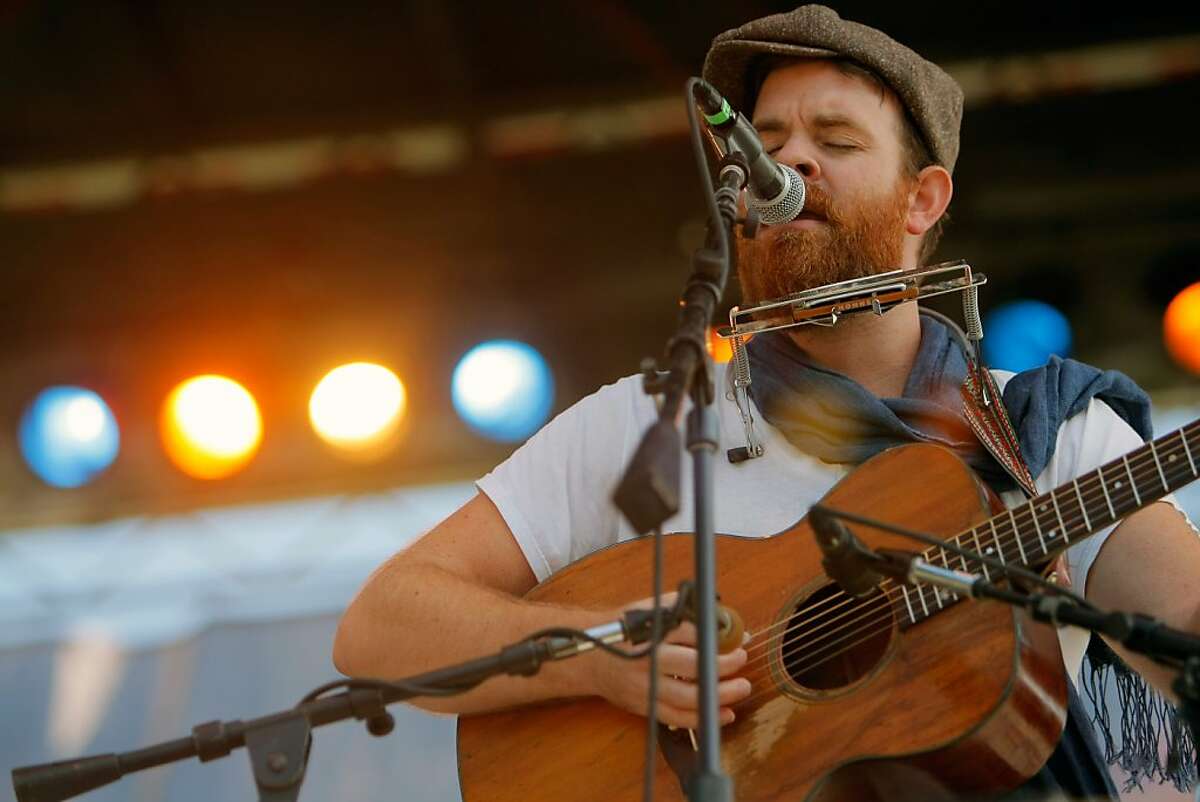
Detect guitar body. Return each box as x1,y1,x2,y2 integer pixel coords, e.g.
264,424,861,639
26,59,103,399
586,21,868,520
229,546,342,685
457,444,1069,801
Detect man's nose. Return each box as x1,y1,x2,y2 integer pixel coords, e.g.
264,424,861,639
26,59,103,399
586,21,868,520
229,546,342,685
775,139,821,182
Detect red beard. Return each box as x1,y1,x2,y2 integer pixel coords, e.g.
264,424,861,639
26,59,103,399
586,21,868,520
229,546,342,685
737,176,912,303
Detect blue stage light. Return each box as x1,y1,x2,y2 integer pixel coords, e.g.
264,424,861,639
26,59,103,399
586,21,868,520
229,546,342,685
452,340,554,443
981,300,1073,373
19,386,120,488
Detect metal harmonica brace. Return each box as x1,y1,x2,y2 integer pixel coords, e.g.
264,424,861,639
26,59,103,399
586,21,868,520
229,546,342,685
718,260,988,464
718,260,985,339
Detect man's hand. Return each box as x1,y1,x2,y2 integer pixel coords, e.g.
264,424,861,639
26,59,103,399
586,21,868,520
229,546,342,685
585,593,752,729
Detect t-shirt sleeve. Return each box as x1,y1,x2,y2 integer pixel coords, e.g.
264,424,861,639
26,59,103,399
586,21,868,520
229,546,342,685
1043,398,1197,596
476,375,652,583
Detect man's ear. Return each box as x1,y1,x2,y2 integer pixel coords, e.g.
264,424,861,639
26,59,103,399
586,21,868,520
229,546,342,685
906,165,953,236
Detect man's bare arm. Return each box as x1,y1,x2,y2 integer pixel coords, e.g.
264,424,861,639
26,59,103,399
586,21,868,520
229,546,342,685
332,492,610,714
1083,501,1200,699
332,492,751,724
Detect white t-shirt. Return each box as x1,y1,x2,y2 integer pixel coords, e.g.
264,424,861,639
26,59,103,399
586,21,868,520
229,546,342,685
478,361,1190,680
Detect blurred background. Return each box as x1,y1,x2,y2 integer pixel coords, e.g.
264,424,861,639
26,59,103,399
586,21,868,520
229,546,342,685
1,1,1198,800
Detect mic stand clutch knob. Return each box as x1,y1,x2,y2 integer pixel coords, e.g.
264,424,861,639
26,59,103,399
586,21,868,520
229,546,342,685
715,606,745,654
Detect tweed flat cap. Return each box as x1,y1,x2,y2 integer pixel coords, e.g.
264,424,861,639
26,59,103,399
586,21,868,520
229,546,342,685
702,4,964,173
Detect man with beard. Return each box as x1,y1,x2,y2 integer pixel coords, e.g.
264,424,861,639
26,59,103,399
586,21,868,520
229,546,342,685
334,5,1200,799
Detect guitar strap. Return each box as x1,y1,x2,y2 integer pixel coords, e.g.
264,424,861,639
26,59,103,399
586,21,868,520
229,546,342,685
960,359,1040,499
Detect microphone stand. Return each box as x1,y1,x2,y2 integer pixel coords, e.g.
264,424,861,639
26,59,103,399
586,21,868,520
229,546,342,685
11,600,692,802
612,122,748,802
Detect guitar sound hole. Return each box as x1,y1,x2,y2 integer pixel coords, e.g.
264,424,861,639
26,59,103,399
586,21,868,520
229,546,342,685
781,583,894,692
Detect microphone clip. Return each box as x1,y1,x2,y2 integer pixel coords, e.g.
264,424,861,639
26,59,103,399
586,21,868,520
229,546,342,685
809,506,890,598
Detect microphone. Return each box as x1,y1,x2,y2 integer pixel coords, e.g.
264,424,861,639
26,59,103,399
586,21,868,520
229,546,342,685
809,510,981,601
808,506,887,597
873,548,982,599
693,80,806,225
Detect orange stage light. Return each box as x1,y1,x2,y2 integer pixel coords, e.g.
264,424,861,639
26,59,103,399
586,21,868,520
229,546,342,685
161,375,263,480
1164,282,1200,375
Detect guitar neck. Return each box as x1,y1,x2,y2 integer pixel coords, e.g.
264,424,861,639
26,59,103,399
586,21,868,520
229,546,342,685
896,419,1199,627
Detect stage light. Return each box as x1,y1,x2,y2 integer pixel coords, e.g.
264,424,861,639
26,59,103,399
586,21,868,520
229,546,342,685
161,375,262,480
981,300,1073,373
19,387,119,488
1164,282,1200,375
309,362,406,456
452,340,554,443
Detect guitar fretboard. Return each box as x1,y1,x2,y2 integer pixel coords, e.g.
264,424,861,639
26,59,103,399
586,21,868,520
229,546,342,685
891,419,1199,627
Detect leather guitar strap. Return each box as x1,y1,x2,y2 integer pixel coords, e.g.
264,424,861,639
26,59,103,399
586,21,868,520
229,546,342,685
960,360,1039,499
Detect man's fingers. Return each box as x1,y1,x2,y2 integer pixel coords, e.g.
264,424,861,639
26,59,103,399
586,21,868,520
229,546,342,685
654,646,747,680
663,622,752,659
718,677,753,706
664,621,697,646
718,647,748,676
655,676,705,710
654,675,752,710
654,644,700,679
656,705,737,729
654,703,697,730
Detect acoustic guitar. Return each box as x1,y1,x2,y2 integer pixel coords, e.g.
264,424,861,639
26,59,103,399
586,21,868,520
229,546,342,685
457,419,1199,801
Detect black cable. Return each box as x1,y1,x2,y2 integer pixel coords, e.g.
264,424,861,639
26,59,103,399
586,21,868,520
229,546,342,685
300,677,481,705
684,77,731,289
303,620,683,707
521,627,670,660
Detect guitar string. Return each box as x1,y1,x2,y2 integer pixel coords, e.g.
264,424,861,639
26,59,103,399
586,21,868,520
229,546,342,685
730,456,1196,708
736,618,901,710
731,438,1190,665
737,589,902,696
730,445,1195,686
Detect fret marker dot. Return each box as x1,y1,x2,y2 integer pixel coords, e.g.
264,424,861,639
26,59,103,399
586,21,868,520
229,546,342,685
1114,481,1123,488
1169,454,1178,462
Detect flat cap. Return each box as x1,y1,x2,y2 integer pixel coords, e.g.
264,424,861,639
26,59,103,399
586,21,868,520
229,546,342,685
702,4,964,173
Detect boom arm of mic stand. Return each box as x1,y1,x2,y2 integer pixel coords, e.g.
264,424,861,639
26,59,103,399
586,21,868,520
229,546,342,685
870,549,1200,672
